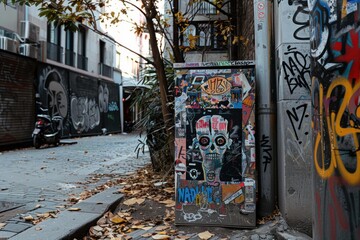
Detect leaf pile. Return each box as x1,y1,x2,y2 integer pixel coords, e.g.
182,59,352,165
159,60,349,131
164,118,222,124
21,208,60,225
81,165,184,239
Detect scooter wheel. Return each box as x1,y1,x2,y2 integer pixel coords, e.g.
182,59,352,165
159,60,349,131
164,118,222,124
33,135,41,149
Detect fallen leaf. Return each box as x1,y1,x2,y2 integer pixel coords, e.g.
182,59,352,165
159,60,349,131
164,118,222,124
36,213,50,218
68,208,81,211
131,225,146,229
142,226,153,231
23,215,34,221
160,199,175,207
142,233,154,238
123,197,145,206
198,231,214,240
152,234,170,239
93,226,103,232
35,227,42,231
174,236,190,240
155,225,170,231
110,216,127,224
0,223,6,229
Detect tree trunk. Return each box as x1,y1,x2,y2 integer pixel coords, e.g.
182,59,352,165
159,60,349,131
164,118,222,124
144,1,175,162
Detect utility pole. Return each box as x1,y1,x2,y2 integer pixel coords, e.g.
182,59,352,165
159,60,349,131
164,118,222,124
253,0,276,217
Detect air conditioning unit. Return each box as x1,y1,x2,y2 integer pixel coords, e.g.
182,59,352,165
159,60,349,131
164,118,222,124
0,36,19,53
19,43,38,58
20,21,40,43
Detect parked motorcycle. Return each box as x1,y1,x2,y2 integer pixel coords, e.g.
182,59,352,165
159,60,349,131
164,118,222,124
32,107,63,149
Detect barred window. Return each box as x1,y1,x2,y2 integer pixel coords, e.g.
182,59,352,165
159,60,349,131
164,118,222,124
180,22,227,50
190,1,217,15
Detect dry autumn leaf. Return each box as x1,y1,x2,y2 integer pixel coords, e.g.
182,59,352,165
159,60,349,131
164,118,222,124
68,207,81,211
23,215,34,221
110,216,127,224
198,231,214,240
152,234,171,239
142,233,154,238
123,197,145,206
0,223,6,229
160,199,175,207
155,225,170,231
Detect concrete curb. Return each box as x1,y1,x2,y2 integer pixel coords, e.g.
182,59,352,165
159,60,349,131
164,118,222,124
9,187,123,240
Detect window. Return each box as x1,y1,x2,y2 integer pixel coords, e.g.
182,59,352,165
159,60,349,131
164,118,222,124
190,1,217,15
47,22,62,62
78,26,86,56
65,30,74,66
180,22,227,50
99,40,105,64
115,52,121,69
77,26,87,70
183,24,196,47
47,22,61,45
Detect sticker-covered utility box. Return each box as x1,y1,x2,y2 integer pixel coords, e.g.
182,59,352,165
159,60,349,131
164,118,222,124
174,61,256,228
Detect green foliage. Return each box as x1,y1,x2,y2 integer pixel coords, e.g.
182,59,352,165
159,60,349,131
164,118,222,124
133,60,175,172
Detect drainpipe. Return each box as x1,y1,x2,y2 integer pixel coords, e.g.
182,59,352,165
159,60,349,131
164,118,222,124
253,0,276,217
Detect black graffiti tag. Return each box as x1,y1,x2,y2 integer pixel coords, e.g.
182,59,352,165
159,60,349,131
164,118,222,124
282,45,311,94
286,103,309,144
260,134,272,172
292,5,310,41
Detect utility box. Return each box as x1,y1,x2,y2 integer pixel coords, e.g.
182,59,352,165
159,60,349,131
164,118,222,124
174,61,256,228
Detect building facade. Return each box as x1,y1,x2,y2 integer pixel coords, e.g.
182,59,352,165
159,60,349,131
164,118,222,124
0,2,123,146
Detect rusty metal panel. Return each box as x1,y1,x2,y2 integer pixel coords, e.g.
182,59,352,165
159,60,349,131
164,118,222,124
0,51,36,146
174,61,256,228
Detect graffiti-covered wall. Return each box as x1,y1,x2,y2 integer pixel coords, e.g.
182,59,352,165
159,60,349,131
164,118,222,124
309,1,360,239
36,63,121,137
274,0,312,234
0,51,37,147
174,61,256,228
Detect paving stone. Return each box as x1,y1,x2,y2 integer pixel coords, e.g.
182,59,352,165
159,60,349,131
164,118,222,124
0,223,31,233
10,211,99,240
0,230,17,239
70,201,109,214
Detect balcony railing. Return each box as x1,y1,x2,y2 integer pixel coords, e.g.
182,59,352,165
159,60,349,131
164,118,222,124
47,42,63,63
65,49,76,67
77,54,88,71
98,63,113,78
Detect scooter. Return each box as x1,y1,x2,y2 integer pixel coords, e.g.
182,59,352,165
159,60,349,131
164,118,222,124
32,107,63,149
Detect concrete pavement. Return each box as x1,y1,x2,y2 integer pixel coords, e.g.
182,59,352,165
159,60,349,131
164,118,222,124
0,132,150,239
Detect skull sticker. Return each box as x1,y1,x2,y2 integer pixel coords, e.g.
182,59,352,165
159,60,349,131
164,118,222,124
195,115,232,182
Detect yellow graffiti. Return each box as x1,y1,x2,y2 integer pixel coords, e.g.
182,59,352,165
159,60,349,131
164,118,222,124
313,77,360,185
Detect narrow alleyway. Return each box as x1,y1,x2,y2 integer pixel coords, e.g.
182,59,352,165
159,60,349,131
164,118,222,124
0,133,150,228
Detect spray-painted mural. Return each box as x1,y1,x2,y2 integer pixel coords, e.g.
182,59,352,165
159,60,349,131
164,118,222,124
36,64,121,137
174,61,256,227
310,0,360,239
274,0,313,234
